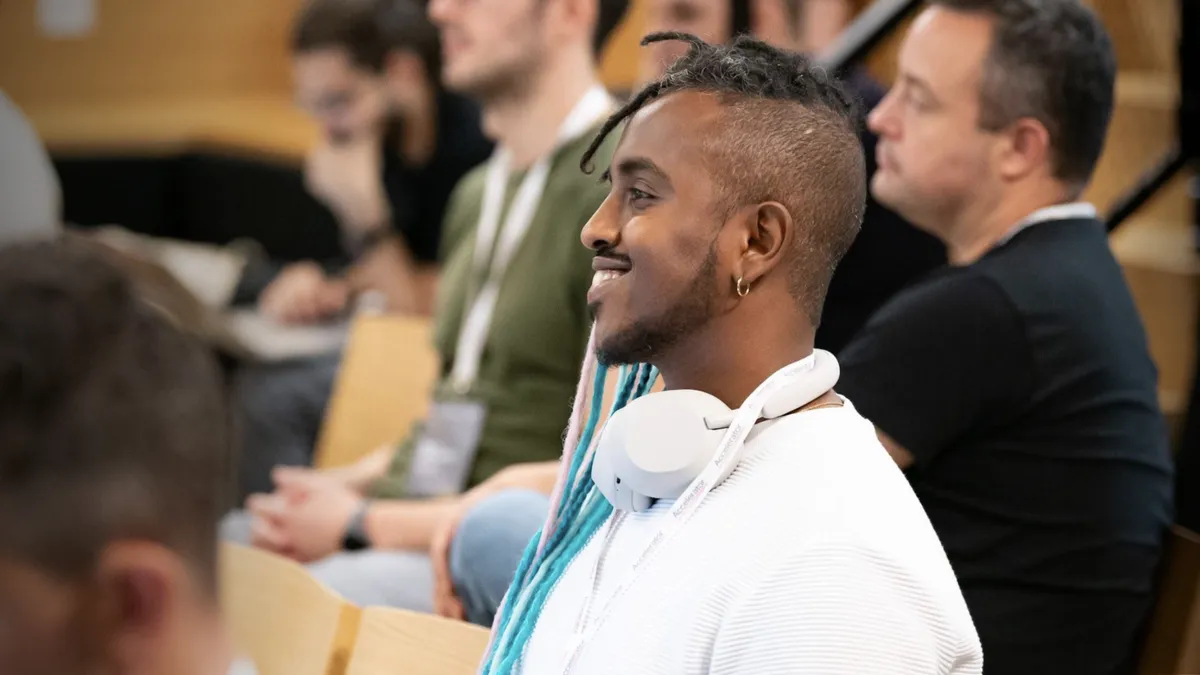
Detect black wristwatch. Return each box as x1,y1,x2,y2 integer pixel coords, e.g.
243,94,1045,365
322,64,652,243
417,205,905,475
341,499,373,551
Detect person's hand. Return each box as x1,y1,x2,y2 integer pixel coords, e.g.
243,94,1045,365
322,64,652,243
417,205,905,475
246,467,350,559
271,465,347,497
429,462,561,618
345,239,424,314
250,479,363,563
258,262,350,325
429,496,475,620
428,466,526,619
245,492,295,558
305,136,389,236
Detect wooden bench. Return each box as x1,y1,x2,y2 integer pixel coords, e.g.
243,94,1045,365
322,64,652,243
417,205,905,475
221,543,489,675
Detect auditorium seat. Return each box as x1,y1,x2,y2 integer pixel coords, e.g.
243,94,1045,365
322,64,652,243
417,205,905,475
345,607,490,675
219,542,359,675
313,314,438,469
1139,526,1200,674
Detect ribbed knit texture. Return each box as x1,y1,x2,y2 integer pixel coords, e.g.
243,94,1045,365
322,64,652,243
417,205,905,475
518,401,984,674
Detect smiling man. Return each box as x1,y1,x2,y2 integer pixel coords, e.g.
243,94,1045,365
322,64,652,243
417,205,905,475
477,33,982,675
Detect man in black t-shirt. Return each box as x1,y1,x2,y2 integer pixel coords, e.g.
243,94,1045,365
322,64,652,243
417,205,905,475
256,0,493,323
837,2,1174,674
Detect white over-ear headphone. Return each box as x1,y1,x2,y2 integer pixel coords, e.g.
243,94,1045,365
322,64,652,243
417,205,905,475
592,350,840,513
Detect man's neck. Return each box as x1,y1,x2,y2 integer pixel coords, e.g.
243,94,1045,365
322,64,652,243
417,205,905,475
481,47,598,169
398,83,438,167
943,181,1079,266
656,315,815,409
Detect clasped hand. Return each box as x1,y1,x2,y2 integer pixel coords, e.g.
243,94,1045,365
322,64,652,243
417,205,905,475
246,467,363,563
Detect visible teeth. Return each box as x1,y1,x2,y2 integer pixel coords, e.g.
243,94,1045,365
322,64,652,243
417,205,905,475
591,270,624,289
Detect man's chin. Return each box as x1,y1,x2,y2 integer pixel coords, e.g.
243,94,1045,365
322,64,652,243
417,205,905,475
593,324,625,367
594,329,644,369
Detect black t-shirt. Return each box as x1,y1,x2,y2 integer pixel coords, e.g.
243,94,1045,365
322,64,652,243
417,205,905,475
816,70,946,354
381,91,493,263
838,217,1174,675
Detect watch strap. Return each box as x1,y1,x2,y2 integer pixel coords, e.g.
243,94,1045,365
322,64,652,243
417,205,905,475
341,499,373,551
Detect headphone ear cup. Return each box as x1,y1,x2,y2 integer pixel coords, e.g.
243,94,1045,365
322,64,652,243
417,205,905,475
592,389,732,512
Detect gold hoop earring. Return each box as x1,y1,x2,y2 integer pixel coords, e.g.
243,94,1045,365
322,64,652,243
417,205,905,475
736,276,750,298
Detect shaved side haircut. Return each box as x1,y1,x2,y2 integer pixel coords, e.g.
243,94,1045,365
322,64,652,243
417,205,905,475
582,32,865,326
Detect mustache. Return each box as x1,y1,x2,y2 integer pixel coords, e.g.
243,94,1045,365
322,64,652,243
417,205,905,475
593,247,631,264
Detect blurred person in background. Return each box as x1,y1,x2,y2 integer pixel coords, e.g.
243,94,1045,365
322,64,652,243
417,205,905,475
0,90,61,246
257,0,492,321
235,0,493,499
0,241,236,675
222,0,631,614
836,1,1172,673
795,0,856,53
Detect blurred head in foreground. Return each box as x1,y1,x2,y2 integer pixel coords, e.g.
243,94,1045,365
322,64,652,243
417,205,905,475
0,241,232,675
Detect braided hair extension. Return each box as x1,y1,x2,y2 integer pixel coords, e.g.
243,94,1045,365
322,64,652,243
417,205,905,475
482,350,658,673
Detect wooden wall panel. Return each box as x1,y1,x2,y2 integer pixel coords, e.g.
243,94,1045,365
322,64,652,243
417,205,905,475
598,0,648,91
0,0,302,105
0,0,650,157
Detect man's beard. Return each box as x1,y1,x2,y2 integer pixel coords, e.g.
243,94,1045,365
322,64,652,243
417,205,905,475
449,42,542,106
594,246,719,367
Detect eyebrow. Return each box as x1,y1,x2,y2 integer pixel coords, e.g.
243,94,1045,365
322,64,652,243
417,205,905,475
601,156,672,187
899,73,938,102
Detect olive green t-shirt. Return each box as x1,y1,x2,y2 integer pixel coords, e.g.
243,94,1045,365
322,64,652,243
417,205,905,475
370,125,618,498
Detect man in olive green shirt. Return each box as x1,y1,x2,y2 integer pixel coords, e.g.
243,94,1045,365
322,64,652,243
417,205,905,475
227,0,630,612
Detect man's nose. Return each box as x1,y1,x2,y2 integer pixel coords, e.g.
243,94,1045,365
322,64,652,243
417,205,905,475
866,91,897,138
581,193,620,252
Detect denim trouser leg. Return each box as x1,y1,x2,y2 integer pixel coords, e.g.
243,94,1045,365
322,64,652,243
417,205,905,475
449,489,550,627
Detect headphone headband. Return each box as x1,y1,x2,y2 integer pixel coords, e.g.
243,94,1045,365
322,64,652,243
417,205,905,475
593,350,839,512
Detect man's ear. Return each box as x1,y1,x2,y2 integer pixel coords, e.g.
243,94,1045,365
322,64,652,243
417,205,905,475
92,541,186,673
996,117,1052,183
734,201,792,287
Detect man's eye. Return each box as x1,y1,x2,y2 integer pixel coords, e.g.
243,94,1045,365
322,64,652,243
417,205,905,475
628,188,652,203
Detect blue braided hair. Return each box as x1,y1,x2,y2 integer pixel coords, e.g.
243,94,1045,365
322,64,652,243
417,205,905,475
481,359,658,674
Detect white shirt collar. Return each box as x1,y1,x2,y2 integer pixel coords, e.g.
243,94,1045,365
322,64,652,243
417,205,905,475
996,201,1098,247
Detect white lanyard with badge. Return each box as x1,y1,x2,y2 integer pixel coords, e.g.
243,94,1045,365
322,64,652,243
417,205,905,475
404,85,615,498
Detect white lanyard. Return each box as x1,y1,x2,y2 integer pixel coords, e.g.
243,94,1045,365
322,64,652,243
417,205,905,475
449,85,613,394
556,355,819,672
994,201,1097,248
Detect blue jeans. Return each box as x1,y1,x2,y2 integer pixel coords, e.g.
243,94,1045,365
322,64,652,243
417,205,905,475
450,489,550,627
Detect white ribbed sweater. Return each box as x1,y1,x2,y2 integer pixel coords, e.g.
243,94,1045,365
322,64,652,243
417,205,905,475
519,401,983,675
